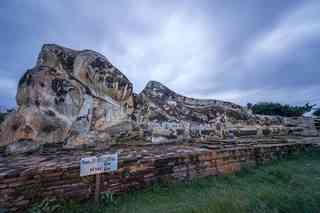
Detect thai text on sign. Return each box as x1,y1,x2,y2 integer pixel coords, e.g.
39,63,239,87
80,153,118,176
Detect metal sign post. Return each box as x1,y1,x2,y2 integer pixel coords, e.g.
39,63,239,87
95,173,101,204
80,153,118,204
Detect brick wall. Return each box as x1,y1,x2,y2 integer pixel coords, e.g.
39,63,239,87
0,140,316,212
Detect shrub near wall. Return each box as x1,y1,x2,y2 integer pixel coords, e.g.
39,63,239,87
249,102,314,117
313,109,320,117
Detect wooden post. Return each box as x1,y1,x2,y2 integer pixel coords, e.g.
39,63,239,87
95,173,101,204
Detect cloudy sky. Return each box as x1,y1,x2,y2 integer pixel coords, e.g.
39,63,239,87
0,0,320,108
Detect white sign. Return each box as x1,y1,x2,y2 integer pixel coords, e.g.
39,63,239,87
80,153,118,176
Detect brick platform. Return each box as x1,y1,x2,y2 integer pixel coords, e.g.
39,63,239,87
0,137,319,212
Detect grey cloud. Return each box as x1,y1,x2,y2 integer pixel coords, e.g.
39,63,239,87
0,0,319,108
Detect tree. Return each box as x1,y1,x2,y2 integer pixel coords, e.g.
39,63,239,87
0,112,7,124
314,109,320,117
250,102,315,117
0,108,15,124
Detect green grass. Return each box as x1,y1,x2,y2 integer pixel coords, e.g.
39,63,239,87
39,151,320,213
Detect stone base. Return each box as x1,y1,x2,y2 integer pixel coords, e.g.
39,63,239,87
0,137,319,212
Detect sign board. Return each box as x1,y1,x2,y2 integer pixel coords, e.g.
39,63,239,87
80,153,118,177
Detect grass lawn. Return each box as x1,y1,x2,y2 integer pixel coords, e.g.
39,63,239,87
34,151,320,213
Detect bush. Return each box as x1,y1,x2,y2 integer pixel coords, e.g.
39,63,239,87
0,108,15,124
0,112,6,124
28,199,61,213
314,109,320,117
249,102,314,117
100,191,116,206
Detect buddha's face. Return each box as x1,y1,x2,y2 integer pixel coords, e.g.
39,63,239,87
16,66,84,119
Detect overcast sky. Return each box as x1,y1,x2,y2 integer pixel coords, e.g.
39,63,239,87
1,0,320,108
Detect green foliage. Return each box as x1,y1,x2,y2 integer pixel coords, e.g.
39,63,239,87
100,191,116,206
247,103,253,109
250,102,314,117
0,108,15,124
0,112,7,124
28,199,61,213
57,151,320,213
313,108,320,117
